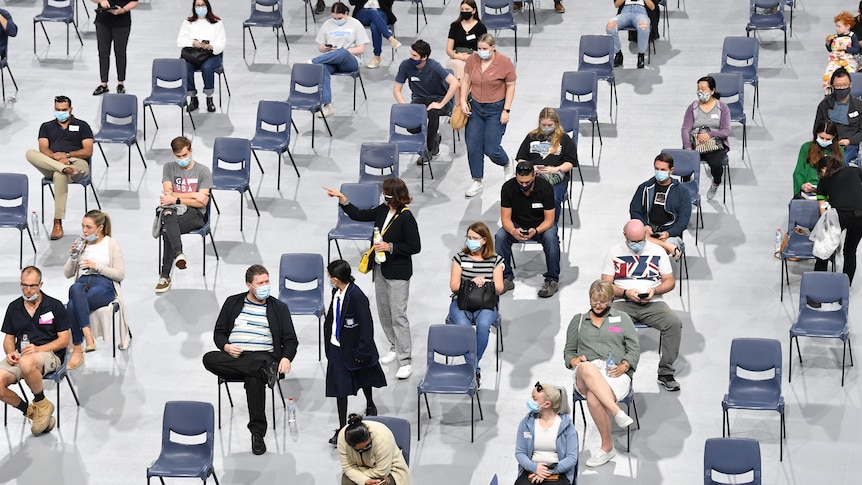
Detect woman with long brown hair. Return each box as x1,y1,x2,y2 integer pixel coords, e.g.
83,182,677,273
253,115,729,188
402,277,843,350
793,120,843,199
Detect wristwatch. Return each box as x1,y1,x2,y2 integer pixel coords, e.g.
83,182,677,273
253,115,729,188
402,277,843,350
65,152,71,158
503,108,511,113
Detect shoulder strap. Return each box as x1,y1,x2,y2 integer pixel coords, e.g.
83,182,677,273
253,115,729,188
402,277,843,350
575,313,584,355
380,207,410,236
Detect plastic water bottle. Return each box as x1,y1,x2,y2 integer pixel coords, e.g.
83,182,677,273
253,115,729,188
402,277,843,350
606,351,615,376
372,227,387,263
287,397,297,423
70,236,86,260
775,228,783,254
19,333,29,352
31,211,40,237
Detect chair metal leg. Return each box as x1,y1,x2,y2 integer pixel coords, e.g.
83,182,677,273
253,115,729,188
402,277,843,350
286,149,299,179
417,393,421,440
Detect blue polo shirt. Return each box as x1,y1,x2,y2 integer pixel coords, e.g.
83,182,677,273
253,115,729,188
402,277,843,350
37,116,94,154
395,58,451,101
2,293,70,360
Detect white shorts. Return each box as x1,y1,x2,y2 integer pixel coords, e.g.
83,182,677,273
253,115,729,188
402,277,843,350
573,359,632,402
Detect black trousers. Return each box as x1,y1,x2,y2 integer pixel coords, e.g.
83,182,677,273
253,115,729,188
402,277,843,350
160,208,205,277
95,24,131,83
700,149,726,185
202,350,276,436
814,209,862,284
410,97,446,153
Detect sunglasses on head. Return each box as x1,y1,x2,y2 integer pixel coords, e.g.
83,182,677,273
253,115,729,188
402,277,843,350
534,381,543,392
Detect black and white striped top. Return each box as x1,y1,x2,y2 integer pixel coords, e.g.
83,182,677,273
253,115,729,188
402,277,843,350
452,251,504,279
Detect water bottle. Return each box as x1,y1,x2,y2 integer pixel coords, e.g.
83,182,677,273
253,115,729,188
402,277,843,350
70,236,86,260
31,211,40,237
20,333,29,353
372,227,387,263
775,228,783,254
606,351,615,377
287,397,297,423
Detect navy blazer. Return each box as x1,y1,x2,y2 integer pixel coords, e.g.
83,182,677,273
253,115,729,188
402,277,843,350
213,293,299,362
323,283,379,370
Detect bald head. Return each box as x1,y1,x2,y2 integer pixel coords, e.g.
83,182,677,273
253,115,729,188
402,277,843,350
624,219,646,242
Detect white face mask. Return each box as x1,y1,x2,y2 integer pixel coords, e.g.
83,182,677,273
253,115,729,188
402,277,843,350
477,49,491,60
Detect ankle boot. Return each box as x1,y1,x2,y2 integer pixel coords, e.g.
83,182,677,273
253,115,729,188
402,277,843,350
613,51,623,67
186,96,199,112
637,53,645,69
50,219,63,240
206,97,216,112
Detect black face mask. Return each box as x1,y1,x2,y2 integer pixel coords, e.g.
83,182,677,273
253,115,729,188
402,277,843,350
518,180,534,193
460,11,473,20
591,306,611,318
833,87,852,99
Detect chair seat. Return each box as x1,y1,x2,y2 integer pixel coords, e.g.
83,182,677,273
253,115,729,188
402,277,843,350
94,125,135,144
250,134,288,152
289,93,322,111
781,234,814,259
580,65,614,82
212,176,250,191
332,69,360,79
484,18,516,30
791,310,850,338
418,363,476,395
278,296,323,316
143,93,184,106
747,15,785,29
328,222,372,240
243,11,283,27
34,12,73,22
0,213,26,229
723,383,784,411
389,134,425,154
148,447,213,478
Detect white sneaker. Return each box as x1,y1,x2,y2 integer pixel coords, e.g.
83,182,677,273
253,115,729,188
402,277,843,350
395,364,413,379
465,180,484,197
503,159,516,181
614,410,634,428
706,184,718,200
586,447,616,467
304,59,314,64
317,104,334,118
379,351,397,364
367,57,381,69
388,37,402,49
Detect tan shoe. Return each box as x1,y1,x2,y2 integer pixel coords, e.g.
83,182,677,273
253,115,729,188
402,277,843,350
68,349,85,370
50,219,63,240
388,37,401,49
29,398,55,435
367,57,381,69
554,1,565,12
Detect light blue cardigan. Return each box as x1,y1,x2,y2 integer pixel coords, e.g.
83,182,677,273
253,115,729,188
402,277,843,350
515,411,579,484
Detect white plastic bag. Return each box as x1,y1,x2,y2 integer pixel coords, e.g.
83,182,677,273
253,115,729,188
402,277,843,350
810,205,841,260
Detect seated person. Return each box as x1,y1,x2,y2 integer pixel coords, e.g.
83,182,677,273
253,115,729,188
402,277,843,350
515,107,578,224
629,152,691,261
494,161,560,299
814,67,862,165
177,0,226,113
606,0,655,69
514,382,578,485
793,120,843,199
445,0,487,83
563,280,637,467
823,11,860,92
393,39,459,164
348,0,400,69
311,2,370,119
338,413,410,485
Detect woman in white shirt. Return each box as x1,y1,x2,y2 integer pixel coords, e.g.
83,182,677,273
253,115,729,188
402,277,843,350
176,0,226,113
64,210,125,369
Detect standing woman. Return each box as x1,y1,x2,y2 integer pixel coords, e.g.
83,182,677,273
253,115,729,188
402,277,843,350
814,156,862,284
461,33,517,198
91,0,138,96
324,260,387,446
177,0,226,113
324,178,421,380
338,413,410,485
680,75,731,201
64,210,125,369
793,120,843,199
445,0,487,83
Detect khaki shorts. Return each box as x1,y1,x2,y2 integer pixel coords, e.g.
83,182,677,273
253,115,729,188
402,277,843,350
0,351,61,382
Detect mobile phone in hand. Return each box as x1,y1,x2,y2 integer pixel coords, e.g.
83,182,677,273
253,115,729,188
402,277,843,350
519,228,530,236
325,43,334,48
637,292,649,299
202,40,210,45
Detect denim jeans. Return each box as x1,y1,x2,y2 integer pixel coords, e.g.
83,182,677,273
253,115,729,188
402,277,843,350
844,143,859,166
312,48,360,104
160,207,205,277
607,5,650,54
552,180,567,225
67,274,115,345
355,8,392,57
465,98,509,179
447,300,497,372
186,53,222,96
494,224,560,282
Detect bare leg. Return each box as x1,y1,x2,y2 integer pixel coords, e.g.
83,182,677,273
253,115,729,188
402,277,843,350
19,353,46,396
586,391,615,452
0,371,24,407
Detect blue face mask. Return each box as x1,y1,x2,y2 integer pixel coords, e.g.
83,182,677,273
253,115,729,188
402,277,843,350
333,18,347,26
255,285,271,300
817,137,833,148
195,7,208,17
476,49,491,60
55,111,70,123
84,233,98,243
654,170,670,182
628,241,645,254
465,239,482,252
176,157,191,168
23,291,39,302
408,58,423,67
526,399,540,413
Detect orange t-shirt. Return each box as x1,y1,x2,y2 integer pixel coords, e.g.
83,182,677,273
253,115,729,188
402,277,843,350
464,51,517,104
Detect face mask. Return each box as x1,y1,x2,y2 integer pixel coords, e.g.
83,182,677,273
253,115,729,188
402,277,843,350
408,58,423,67
465,239,482,252
460,11,473,20
84,233,97,243
254,285,271,300
817,137,833,148
696,91,712,103
333,18,347,26
23,291,39,302
654,170,670,182
519,181,534,193
195,7,208,17
329,279,338,289
176,157,191,168
526,399,540,413
592,305,611,317
833,87,852,99
55,111,70,123
540,125,555,135
476,49,491,60
383,194,393,201
628,241,645,254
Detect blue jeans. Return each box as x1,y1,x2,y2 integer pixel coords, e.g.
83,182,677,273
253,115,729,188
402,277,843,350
844,143,859,166
447,300,497,372
495,224,560,282
607,5,650,54
67,274,115,345
312,48,360,104
355,8,392,57
552,180,567,225
465,98,509,179
186,53,223,96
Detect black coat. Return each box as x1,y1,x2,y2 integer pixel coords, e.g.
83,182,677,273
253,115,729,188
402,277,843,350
212,293,299,362
323,283,379,370
339,203,421,280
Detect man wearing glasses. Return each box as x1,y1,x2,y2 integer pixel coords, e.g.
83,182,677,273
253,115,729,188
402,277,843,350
601,219,682,391
815,67,862,166
25,95,94,240
495,160,561,298
0,266,71,435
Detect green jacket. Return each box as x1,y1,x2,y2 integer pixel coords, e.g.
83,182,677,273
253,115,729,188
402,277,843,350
563,308,640,376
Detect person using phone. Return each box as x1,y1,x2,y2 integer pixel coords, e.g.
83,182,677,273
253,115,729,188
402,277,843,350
629,153,691,262
176,0,226,113
337,413,410,485
601,219,682,392
91,0,138,96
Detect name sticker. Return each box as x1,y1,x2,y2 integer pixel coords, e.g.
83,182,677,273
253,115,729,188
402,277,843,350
850,111,859,118
466,34,476,41
531,202,543,209
69,125,80,132
39,311,55,324
523,431,532,439
609,316,621,323
410,76,420,82
461,261,474,269
609,327,622,333
710,113,719,119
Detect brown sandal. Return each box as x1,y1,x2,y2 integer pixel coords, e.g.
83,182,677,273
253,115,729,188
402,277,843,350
67,349,85,370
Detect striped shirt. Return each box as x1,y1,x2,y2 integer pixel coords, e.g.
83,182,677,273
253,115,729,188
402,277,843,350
452,252,504,280
229,299,274,352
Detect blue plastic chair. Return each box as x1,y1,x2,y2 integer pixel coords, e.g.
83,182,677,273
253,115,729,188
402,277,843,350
489,475,499,485
560,71,602,158
41,157,101,223
33,0,83,56
745,0,786,64
365,415,412,465
250,100,297,189
142,59,196,140
444,308,504,372
481,0,517,61
0,48,18,101
217,373,285,429
3,351,80,427
302,0,317,32
578,35,617,118
778,200,823,301
288,63,332,148
94,94,146,182
0,174,36,268
242,0,290,60
278,252,325,361
157,198,219,276
394,0,428,33
661,149,703,245
704,437,761,485
709,72,746,161
573,381,639,452
721,37,760,117
327,182,379,262
210,137,259,231
722,338,786,461
388,103,429,191
359,142,399,186
789,271,854,386
417,324,483,442
851,72,862,99
146,401,220,485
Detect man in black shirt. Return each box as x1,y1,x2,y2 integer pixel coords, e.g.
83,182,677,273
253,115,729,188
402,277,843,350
495,161,561,298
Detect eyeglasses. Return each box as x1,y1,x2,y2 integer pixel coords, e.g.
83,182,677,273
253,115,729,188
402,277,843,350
20,283,40,290
355,440,373,453
54,95,70,104
534,382,543,392
590,299,608,306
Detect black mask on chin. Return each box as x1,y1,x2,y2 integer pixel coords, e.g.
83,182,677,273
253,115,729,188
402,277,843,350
591,306,611,318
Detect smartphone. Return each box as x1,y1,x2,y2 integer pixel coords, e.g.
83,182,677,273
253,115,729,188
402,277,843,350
637,292,649,299
519,228,530,236
325,43,334,48
534,165,546,170
202,40,210,45
649,233,662,238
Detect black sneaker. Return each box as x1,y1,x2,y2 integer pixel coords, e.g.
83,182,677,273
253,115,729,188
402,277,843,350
116,84,125,94
315,0,326,14
637,53,645,69
657,375,680,391
431,133,442,156
251,433,266,455
613,51,623,67
365,404,378,416
261,361,279,389
328,428,340,445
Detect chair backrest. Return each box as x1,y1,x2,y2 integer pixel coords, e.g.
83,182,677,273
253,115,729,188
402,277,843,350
42,0,74,15
100,93,138,131
489,475,499,485
212,137,253,184
703,437,762,485
359,142,399,183
850,72,862,99
278,253,324,309
389,103,428,138
364,416,411,465
290,63,325,96
728,338,782,385
557,108,580,143
578,35,614,76
751,0,783,13
162,400,215,450
0,173,29,221
560,71,598,117
255,100,292,144
252,0,283,12
661,149,701,205
708,72,744,122
720,37,759,84
481,0,514,21
334,182,379,234
798,271,850,315
149,58,188,96
784,199,820,255
426,324,477,364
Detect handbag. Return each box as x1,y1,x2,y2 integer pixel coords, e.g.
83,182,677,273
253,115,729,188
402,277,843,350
692,125,722,153
450,104,468,130
456,279,496,311
181,47,212,67
356,208,410,274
